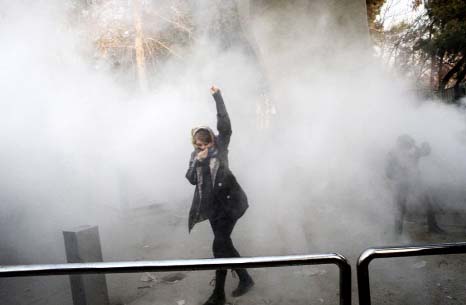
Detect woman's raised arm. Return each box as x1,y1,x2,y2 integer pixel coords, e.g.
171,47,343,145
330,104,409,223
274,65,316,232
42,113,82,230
211,86,232,149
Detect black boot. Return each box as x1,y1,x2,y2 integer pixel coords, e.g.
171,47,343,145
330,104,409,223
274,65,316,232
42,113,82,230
426,199,445,234
203,290,225,305
232,269,254,297
427,211,445,234
204,270,227,305
428,222,445,234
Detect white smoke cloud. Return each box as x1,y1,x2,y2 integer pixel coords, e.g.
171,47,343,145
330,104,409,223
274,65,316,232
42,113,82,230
1,3,466,301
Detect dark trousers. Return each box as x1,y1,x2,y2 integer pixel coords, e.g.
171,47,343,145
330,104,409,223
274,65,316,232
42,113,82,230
395,184,440,233
209,215,250,293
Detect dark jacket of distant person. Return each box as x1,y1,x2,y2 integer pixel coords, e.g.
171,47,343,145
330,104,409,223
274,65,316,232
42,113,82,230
385,134,431,186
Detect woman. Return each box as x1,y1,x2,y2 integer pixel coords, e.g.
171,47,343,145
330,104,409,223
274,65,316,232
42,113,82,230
186,86,254,305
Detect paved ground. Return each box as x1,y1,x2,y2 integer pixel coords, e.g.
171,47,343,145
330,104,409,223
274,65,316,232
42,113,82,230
2,203,466,305
120,218,466,305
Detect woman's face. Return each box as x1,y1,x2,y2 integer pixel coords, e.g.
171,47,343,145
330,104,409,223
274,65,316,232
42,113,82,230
195,140,213,151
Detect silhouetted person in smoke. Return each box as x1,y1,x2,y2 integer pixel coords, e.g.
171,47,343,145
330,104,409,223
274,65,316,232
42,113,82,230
189,0,274,127
386,134,444,234
189,0,259,57
186,86,254,305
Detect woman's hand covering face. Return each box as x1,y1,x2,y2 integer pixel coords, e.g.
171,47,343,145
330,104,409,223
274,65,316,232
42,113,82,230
197,148,209,160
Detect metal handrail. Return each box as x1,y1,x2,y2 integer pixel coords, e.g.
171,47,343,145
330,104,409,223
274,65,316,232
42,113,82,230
357,242,466,305
0,254,352,305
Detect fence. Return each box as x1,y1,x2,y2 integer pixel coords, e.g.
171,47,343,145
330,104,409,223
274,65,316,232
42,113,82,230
357,242,466,305
0,253,352,305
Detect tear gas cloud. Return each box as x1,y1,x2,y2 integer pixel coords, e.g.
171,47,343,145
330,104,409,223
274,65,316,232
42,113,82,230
0,0,466,267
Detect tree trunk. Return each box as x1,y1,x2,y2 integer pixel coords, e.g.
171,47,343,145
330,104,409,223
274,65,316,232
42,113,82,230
436,50,445,91
428,24,436,90
439,55,466,92
134,0,148,92
453,63,466,100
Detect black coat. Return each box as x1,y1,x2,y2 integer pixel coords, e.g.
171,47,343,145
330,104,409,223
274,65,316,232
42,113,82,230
186,91,248,232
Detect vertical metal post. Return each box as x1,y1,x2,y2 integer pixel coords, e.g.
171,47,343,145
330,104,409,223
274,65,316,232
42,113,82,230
357,251,373,305
63,226,110,305
337,256,352,305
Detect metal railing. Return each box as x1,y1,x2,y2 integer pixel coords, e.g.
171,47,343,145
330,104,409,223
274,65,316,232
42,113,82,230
0,254,352,305
357,242,466,305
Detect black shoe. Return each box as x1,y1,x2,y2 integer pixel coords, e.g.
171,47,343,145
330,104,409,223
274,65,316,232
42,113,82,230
232,278,254,297
428,224,445,234
203,291,225,305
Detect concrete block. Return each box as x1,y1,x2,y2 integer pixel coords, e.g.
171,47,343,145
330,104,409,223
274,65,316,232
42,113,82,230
63,225,110,305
